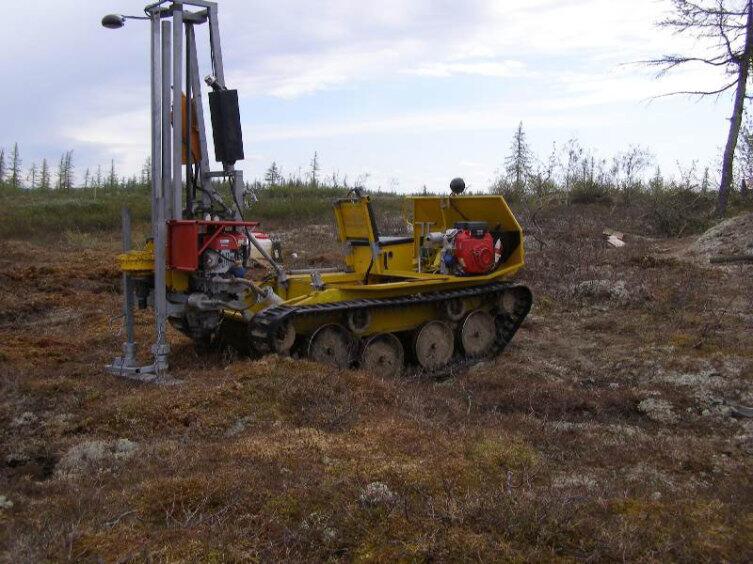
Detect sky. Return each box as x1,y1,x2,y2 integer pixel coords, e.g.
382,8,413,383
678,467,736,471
0,0,738,192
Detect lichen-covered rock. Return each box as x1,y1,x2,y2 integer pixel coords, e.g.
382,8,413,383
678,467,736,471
359,482,396,507
11,412,38,427
573,279,647,304
0,495,14,509
638,398,677,424
686,212,753,260
56,438,139,476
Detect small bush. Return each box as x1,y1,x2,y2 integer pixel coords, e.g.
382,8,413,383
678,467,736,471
568,180,613,205
647,187,714,237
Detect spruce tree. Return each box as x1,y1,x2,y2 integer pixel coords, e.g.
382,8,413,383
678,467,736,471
107,160,117,188
309,151,320,187
56,153,65,189
140,156,151,186
264,161,282,186
505,122,532,194
61,150,75,189
27,162,38,189
10,143,22,189
40,159,51,189
0,148,5,184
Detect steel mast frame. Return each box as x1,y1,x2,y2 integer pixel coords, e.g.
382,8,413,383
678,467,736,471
107,0,233,379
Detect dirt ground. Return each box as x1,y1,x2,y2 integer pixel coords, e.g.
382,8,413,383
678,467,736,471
1,208,753,561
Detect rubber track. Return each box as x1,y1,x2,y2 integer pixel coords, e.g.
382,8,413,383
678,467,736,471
248,282,532,375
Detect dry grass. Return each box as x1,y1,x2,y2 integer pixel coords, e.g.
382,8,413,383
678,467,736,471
1,206,753,561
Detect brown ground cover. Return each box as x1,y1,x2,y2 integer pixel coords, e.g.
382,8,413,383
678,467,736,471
1,206,752,561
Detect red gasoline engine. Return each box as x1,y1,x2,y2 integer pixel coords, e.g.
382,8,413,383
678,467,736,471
453,222,498,275
168,220,270,275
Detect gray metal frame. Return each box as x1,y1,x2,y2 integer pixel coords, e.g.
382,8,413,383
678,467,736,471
108,0,286,378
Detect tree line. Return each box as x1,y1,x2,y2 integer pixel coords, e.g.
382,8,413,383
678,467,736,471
260,151,370,190
0,144,151,191
494,120,753,206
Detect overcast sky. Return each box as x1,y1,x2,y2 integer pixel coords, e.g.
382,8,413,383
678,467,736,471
0,0,735,192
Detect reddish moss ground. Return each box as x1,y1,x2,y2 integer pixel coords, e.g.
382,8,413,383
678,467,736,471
1,210,752,561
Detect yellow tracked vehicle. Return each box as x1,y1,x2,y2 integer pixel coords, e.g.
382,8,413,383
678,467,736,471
217,187,531,375
103,1,531,378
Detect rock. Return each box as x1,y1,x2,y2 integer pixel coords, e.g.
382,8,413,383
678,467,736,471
638,398,678,424
607,235,626,248
0,495,13,509
735,435,753,455
573,279,642,304
552,473,598,489
11,412,38,427
719,405,733,417
468,361,490,374
359,482,397,507
56,438,139,476
224,416,254,438
5,452,30,466
685,212,753,261
301,511,338,543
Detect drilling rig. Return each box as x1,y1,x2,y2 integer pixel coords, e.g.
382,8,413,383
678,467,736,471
104,1,532,380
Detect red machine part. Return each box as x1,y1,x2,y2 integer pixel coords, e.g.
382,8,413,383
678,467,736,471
168,220,264,271
207,231,247,253
454,229,495,274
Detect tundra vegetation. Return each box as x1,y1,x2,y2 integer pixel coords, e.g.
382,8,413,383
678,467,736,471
1,128,753,560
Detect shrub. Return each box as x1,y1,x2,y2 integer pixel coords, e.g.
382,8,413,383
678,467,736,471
568,180,613,205
647,187,714,237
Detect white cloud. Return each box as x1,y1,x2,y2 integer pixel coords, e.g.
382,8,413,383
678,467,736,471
249,102,616,142
228,40,422,98
406,59,527,78
64,110,149,175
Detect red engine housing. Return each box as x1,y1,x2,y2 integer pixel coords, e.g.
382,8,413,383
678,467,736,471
168,220,260,271
207,231,247,253
454,230,495,274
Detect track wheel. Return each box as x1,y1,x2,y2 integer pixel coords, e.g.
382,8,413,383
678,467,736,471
361,333,404,378
498,288,523,316
443,299,467,321
273,322,296,355
414,320,454,370
308,324,352,369
460,309,496,357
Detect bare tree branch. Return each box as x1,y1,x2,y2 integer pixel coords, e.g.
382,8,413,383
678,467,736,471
642,54,731,74
651,78,739,99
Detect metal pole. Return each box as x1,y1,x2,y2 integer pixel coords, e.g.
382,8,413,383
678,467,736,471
187,25,212,209
232,170,243,221
208,3,225,86
153,19,172,371
185,23,193,217
150,10,162,236
161,20,172,220
121,207,136,359
172,5,184,220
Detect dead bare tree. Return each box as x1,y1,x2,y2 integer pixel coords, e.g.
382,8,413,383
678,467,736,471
646,0,753,216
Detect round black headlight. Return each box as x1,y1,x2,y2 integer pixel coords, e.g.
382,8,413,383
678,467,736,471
102,14,126,29
450,177,466,194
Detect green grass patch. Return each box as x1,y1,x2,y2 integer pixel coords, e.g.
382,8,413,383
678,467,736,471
0,183,404,240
